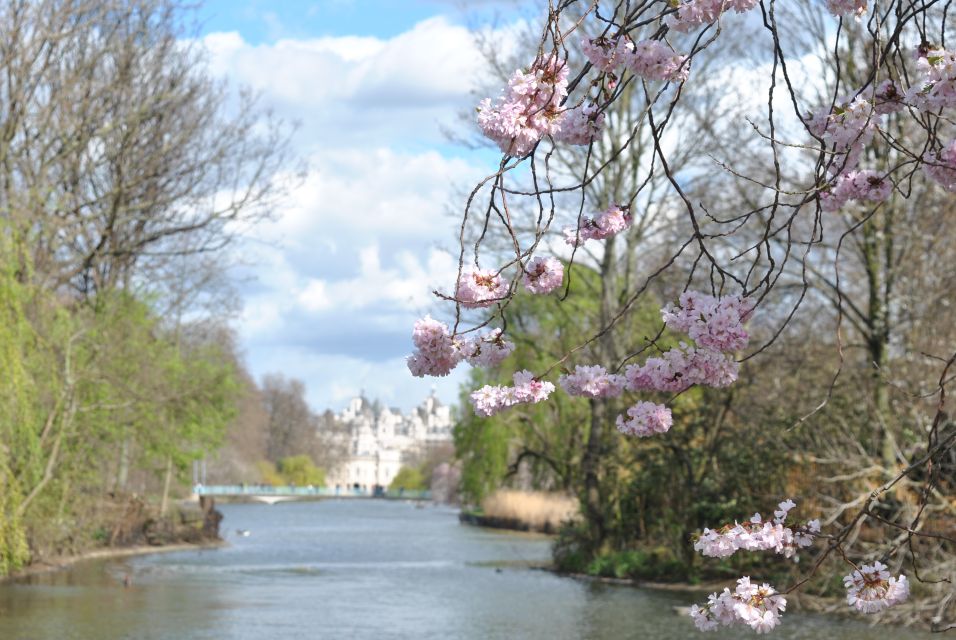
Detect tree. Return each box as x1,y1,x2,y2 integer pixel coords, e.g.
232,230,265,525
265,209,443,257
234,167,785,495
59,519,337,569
415,0,956,632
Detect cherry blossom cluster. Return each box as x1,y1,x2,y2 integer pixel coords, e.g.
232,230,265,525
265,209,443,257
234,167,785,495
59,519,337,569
469,370,555,417
825,0,868,16
523,256,564,294
661,291,753,352
689,577,787,634
629,39,689,82
582,36,687,82
666,0,760,33
843,562,910,613
693,500,821,560
563,203,632,246
819,169,894,212
407,318,516,377
477,56,568,157
908,46,956,111
924,139,956,192
457,269,509,308
558,365,626,398
615,401,672,437
807,95,877,175
581,36,634,73
553,103,605,146
460,328,515,368
624,343,739,393
407,315,462,377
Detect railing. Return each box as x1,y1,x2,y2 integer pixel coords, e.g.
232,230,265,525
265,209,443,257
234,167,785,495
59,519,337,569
193,485,431,500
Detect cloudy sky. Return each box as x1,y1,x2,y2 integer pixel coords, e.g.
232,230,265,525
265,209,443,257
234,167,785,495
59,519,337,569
195,1,530,413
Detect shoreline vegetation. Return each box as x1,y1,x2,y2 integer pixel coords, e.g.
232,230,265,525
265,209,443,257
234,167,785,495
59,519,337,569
3,496,224,583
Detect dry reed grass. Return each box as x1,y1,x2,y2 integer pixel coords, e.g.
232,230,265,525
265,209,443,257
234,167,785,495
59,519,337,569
480,490,579,532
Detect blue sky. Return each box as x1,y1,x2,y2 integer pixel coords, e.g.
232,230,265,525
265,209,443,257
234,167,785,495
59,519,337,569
195,1,530,412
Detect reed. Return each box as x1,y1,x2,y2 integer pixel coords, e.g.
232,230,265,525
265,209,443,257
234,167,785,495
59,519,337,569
479,490,579,532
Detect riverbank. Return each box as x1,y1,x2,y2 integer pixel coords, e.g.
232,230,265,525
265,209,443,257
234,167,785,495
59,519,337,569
2,495,225,583
1,540,226,583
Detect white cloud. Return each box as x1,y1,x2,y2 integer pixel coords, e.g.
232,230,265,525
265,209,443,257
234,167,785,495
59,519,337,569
203,16,518,412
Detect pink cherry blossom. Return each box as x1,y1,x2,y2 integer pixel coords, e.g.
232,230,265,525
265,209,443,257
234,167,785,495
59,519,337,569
627,39,689,82
666,0,759,33
564,203,632,246
457,269,509,308
820,169,894,211
826,0,868,17
615,401,672,437
469,370,555,417
692,500,819,560
522,256,564,294
806,96,879,174
477,56,569,157
924,139,956,191
907,46,956,111
690,577,787,633
661,291,753,352
461,328,515,368
407,315,462,377
843,562,910,613
624,344,739,393
559,365,626,399
581,36,633,73
554,103,605,145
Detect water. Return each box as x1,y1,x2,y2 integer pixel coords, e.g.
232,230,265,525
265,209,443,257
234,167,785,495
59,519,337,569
0,500,936,639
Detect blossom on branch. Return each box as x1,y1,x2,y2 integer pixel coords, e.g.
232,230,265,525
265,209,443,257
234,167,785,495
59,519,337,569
628,39,689,82
615,401,672,437
690,577,787,634
461,328,515,368
476,56,568,157
522,256,564,294
554,103,605,145
457,269,509,308
666,0,760,33
843,562,910,613
559,364,626,398
407,316,462,378
924,139,956,192
826,0,868,17
563,203,632,246
661,291,753,352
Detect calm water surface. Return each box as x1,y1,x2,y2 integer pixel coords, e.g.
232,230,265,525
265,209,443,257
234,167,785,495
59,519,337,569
0,500,936,639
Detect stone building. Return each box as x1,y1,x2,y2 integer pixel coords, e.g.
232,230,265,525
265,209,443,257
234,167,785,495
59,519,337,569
325,392,453,492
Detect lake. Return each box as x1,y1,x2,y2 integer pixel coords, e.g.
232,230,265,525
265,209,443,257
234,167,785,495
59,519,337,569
0,500,936,639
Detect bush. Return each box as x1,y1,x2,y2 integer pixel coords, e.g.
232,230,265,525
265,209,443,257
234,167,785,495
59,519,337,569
389,466,426,491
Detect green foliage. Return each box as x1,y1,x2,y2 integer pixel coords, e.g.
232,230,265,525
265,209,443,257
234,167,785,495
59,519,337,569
0,232,244,575
388,466,426,491
277,455,325,486
257,457,326,486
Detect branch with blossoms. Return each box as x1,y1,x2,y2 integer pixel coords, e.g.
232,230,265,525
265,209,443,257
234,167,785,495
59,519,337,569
409,0,956,632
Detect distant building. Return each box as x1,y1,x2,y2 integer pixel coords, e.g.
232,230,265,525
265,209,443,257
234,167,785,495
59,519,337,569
325,392,453,492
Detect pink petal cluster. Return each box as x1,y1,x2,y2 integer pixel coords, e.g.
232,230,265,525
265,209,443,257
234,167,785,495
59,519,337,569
559,365,626,398
477,56,568,157
924,139,956,192
907,46,956,111
407,316,463,377
690,577,787,634
666,0,760,33
820,169,894,211
469,370,555,417
554,103,605,145
457,269,509,308
843,562,910,613
825,0,868,16
461,328,515,368
661,291,753,352
563,203,632,246
523,256,564,294
628,39,689,82
806,96,878,174
873,79,905,114
616,401,672,437
624,344,739,393
693,501,820,560
581,36,634,73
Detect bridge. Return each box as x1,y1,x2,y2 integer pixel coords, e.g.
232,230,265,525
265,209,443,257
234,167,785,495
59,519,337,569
193,485,431,505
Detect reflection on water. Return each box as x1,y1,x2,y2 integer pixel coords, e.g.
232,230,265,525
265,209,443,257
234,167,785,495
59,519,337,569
0,500,937,639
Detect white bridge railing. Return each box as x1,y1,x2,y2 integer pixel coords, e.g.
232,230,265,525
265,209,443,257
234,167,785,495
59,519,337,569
193,485,431,500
